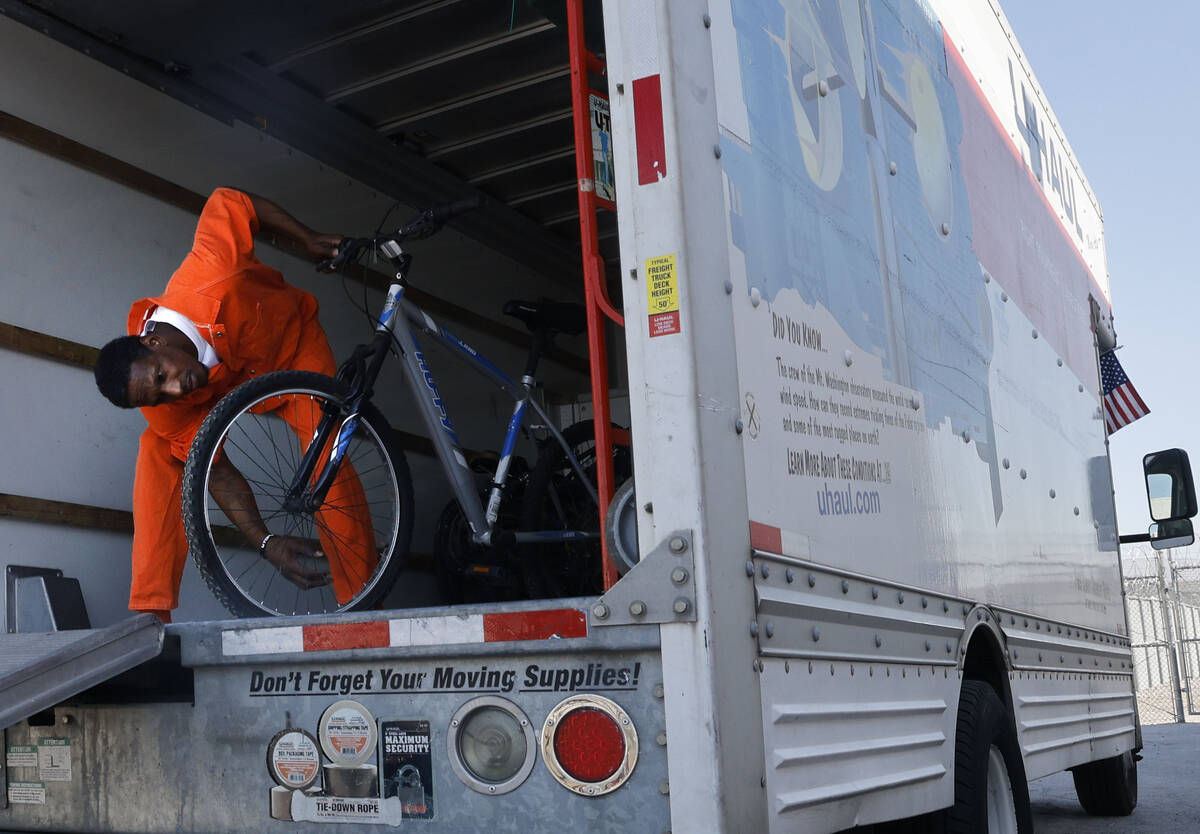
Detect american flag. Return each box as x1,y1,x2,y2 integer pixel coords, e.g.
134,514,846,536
1100,350,1149,433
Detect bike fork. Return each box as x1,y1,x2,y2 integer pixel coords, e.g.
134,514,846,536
283,329,393,512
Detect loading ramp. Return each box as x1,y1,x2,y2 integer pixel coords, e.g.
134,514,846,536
0,614,164,730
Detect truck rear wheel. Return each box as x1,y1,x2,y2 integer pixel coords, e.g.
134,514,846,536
944,680,1033,834
1070,749,1137,816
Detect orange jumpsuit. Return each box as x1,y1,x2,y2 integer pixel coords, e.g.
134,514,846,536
126,188,374,612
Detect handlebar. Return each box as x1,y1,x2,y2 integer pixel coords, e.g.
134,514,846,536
316,236,372,273
430,194,487,224
316,194,487,272
396,194,487,240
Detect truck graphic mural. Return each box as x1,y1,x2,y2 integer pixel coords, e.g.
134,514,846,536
720,0,1119,629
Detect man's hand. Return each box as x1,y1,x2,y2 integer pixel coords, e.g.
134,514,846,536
262,535,332,590
208,455,331,592
305,232,344,263
241,191,345,265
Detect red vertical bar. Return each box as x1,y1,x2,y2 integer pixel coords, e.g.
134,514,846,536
566,0,619,589
632,75,667,184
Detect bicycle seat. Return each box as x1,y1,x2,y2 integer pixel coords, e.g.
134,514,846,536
503,300,587,336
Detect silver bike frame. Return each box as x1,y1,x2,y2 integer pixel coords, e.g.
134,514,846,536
375,282,598,547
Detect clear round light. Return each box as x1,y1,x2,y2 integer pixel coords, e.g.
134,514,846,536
457,705,529,784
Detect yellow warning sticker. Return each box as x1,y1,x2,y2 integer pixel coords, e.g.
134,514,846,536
645,253,680,337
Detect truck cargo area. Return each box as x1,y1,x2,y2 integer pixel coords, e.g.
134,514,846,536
0,0,628,628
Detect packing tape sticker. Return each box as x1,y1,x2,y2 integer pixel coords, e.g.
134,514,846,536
267,729,321,790
319,700,377,766
323,763,378,798
270,785,294,820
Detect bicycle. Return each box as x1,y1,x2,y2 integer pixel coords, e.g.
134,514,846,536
181,197,630,617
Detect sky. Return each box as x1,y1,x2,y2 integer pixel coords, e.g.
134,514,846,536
1000,1,1200,541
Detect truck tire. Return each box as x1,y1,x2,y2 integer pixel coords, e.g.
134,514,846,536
1070,749,1137,816
944,680,1033,834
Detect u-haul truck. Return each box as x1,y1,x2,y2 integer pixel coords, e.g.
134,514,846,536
1,0,1163,831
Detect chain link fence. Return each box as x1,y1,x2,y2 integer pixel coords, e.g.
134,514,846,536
1172,554,1200,716
1122,545,1200,724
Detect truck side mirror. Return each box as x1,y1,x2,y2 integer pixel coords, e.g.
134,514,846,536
1150,518,1194,550
1142,448,1197,522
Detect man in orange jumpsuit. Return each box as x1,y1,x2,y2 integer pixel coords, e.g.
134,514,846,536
94,188,374,622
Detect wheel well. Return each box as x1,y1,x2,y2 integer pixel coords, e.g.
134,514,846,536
962,624,1012,712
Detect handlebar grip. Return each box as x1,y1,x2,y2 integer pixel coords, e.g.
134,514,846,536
427,194,486,224
316,236,366,272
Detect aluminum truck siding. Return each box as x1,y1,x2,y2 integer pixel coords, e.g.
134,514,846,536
603,0,1131,830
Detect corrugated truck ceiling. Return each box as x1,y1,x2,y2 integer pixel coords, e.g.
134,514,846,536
7,0,619,290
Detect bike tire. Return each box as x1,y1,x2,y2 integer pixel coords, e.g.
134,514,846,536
519,420,631,599
433,499,471,605
182,370,413,617
433,496,523,604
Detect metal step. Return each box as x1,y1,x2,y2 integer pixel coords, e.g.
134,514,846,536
0,614,164,730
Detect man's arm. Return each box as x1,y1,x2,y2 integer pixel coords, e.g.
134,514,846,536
242,191,343,263
207,454,330,589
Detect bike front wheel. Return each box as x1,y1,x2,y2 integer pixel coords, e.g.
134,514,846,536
183,370,413,617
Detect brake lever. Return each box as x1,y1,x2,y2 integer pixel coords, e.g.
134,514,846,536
316,237,368,272
396,211,438,241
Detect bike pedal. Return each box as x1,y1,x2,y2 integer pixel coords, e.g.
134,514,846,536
465,564,512,585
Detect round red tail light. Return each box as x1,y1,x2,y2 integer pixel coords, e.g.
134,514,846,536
553,707,625,782
541,695,638,796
